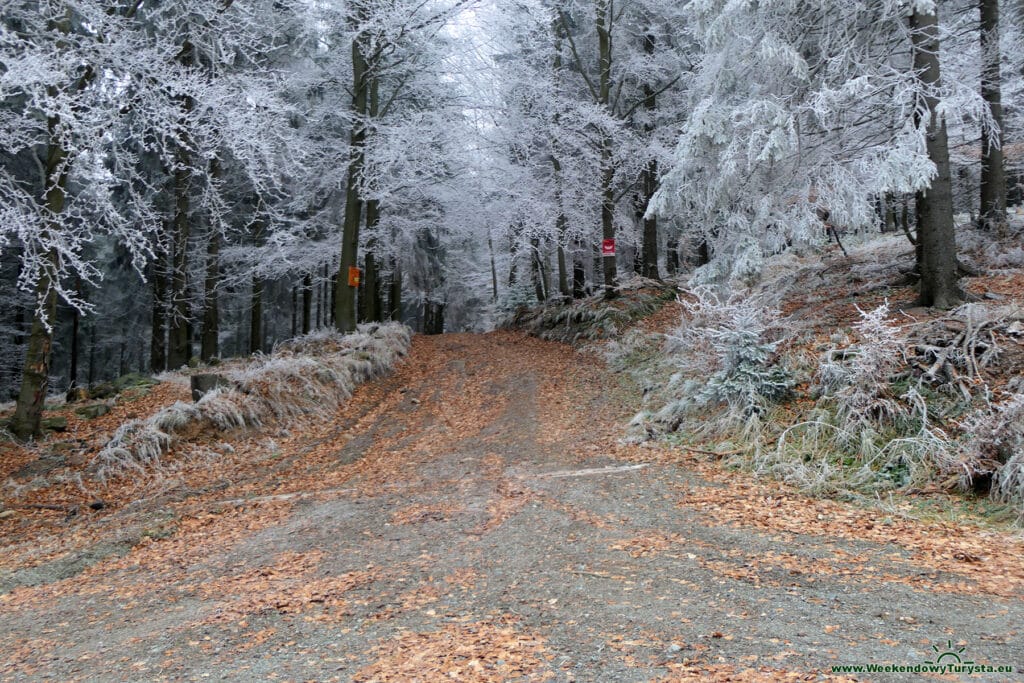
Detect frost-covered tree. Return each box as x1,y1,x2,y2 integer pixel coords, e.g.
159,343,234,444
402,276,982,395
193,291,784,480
1,0,162,438
651,0,991,306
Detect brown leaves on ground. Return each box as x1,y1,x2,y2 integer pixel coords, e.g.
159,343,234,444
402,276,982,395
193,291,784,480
390,502,464,526
668,469,1024,598
610,531,684,558
354,619,554,683
195,549,376,625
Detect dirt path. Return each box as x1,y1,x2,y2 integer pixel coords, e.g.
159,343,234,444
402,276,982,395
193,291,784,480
2,331,1023,681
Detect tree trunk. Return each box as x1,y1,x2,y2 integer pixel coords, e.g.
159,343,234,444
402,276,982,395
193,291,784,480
149,253,168,373
910,7,962,309
979,0,1007,230
11,255,59,440
302,273,312,334
67,275,81,397
362,77,383,324
572,240,586,299
167,40,195,370
884,193,897,233
291,286,297,338
389,257,402,322
200,228,220,362
317,267,324,329
12,98,70,440
597,0,617,298
488,234,499,303
334,6,370,334
423,299,444,335
551,27,571,301
531,237,546,302
166,164,192,368
507,232,519,287
249,275,263,354
639,31,659,280
87,320,96,385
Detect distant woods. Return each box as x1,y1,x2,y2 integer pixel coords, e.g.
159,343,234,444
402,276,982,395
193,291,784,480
2,0,1024,437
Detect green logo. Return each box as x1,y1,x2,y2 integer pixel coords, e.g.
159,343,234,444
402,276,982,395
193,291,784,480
831,639,1014,676
924,640,974,667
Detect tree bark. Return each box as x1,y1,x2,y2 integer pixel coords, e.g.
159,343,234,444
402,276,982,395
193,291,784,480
249,275,263,354
979,0,1007,230
167,40,195,369
639,31,660,280
150,253,168,373
423,299,444,335
11,254,59,440
488,234,499,303
531,237,547,302
389,257,402,322
572,239,586,299
12,94,70,439
67,275,81,396
910,7,962,309
597,0,617,298
334,5,370,334
302,272,312,334
200,227,220,362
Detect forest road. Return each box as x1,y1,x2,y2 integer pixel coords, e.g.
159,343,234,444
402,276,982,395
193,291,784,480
2,331,1023,681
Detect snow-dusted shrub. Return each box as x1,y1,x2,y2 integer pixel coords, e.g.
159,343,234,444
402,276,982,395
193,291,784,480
150,401,201,433
758,414,954,495
956,394,1024,509
760,304,962,496
503,286,675,345
638,287,793,436
93,323,411,482
196,387,265,430
94,420,173,483
993,454,1024,521
234,355,350,419
817,303,909,428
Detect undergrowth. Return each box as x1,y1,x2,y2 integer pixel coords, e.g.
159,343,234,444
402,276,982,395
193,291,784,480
93,323,411,483
502,282,677,344
626,291,1024,523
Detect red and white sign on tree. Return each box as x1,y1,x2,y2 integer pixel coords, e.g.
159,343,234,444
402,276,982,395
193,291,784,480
601,238,616,256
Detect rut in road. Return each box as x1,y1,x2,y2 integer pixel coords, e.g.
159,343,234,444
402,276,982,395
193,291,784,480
2,331,1023,682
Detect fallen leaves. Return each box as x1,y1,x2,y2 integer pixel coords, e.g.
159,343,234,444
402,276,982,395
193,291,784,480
610,531,684,558
354,620,554,683
390,502,463,526
195,550,376,624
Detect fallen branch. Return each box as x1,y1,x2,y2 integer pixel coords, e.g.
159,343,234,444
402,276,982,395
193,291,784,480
678,445,746,458
529,464,648,479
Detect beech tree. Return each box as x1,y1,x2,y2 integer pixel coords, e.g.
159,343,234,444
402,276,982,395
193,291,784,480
1,0,161,438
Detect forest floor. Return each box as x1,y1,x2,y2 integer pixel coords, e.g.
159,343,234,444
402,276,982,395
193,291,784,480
2,327,1024,681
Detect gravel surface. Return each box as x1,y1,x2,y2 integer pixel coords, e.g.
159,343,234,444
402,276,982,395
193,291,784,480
1,332,1021,681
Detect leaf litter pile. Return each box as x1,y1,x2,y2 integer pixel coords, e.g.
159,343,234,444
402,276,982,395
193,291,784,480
1,322,1023,681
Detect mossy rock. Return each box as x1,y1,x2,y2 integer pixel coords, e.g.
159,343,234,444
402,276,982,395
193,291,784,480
66,386,90,403
120,386,151,402
113,373,159,391
88,381,118,399
75,403,111,420
90,374,158,400
41,416,68,432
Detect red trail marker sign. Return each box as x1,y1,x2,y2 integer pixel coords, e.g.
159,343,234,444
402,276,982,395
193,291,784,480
601,238,616,256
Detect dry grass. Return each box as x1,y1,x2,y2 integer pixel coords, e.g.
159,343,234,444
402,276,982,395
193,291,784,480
93,323,411,482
